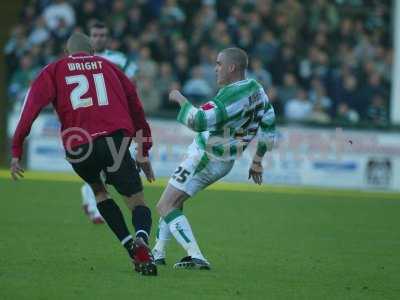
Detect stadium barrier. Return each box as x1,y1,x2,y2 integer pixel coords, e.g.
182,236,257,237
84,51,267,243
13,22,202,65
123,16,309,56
7,113,400,191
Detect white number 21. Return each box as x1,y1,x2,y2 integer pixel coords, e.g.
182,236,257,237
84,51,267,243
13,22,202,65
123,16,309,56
65,73,109,110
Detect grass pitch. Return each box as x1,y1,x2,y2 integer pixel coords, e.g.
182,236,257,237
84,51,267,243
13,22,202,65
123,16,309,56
0,171,399,300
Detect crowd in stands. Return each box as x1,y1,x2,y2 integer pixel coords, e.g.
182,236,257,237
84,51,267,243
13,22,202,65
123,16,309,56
4,0,393,126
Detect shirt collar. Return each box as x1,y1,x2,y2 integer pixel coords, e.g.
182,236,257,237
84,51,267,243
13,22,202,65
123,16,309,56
70,52,92,57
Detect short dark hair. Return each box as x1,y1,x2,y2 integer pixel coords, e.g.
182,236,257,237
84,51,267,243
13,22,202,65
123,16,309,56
221,47,248,72
89,21,107,31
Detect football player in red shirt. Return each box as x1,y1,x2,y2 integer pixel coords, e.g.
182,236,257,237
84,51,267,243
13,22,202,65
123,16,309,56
10,32,157,276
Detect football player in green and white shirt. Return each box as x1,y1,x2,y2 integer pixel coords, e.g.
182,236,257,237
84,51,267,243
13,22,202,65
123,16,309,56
153,48,276,269
90,21,137,80
80,21,138,224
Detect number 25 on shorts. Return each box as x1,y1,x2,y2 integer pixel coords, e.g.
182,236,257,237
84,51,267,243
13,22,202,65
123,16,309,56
172,167,191,183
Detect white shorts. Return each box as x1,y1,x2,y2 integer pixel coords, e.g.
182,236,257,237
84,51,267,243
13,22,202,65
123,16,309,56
169,142,234,197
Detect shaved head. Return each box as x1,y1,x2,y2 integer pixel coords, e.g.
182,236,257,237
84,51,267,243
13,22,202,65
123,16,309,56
221,47,248,73
215,47,248,85
66,32,93,54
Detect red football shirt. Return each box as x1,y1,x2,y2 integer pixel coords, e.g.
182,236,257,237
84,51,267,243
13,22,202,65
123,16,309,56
12,52,152,158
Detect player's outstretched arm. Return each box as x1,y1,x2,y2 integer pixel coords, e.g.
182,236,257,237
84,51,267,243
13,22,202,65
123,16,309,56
169,90,224,132
11,65,56,178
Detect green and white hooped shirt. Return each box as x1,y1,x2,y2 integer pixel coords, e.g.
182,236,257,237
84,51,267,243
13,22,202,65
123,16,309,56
177,79,276,161
96,49,138,78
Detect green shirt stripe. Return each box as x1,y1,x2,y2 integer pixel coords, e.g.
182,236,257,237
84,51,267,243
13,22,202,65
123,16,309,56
216,79,261,106
194,110,207,131
177,101,192,124
213,98,228,123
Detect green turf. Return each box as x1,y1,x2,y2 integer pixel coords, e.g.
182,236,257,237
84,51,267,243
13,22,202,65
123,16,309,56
1,178,400,300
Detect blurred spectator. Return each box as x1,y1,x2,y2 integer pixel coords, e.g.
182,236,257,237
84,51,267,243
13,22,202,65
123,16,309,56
336,103,359,124
309,0,339,33
28,17,50,46
108,0,126,25
160,0,186,28
183,66,213,105
380,49,392,83
359,74,386,110
21,3,37,27
126,6,143,36
4,25,29,78
41,39,58,65
138,77,162,115
52,18,73,42
309,78,332,115
197,46,217,91
253,30,279,66
157,62,178,108
174,53,190,84
278,73,299,103
285,89,313,121
125,36,140,61
310,101,331,124
8,54,39,107
247,58,272,89
4,0,393,123
266,85,283,118
76,0,99,28
299,47,329,87
237,25,254,52
136,46,160,113
277,0,304,29
111,18,127,40
42,0,76,32
271,46,298,85
137,46,157,80
196,2,217,31
366,94,389,126
335,74,364,117
337,18,356,47
309,79,332,124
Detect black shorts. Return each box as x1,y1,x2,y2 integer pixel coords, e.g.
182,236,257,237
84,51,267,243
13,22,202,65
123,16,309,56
66,130,143,196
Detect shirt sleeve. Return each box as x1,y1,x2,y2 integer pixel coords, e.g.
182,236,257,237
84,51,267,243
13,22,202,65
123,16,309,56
11,67,56,158
176,99,227,132
255,104,276,157
123,60,138,79
112,64,152,156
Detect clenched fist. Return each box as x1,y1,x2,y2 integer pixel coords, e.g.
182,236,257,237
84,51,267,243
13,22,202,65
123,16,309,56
169,90,187,106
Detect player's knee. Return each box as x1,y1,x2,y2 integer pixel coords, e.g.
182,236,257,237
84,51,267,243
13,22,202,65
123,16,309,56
156,201,167,216
90,183,106,195
124,191,146,210
156,201,163,215
113,181,143,199
89,183,108,203
156,198,183,216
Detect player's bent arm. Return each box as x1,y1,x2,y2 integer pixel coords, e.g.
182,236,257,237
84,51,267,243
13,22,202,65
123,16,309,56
253,107,276,163
128,92,152,158
248,110,276,185
110,61,152,156
177,99,225,132
11,68,56,159
127,89,152,157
